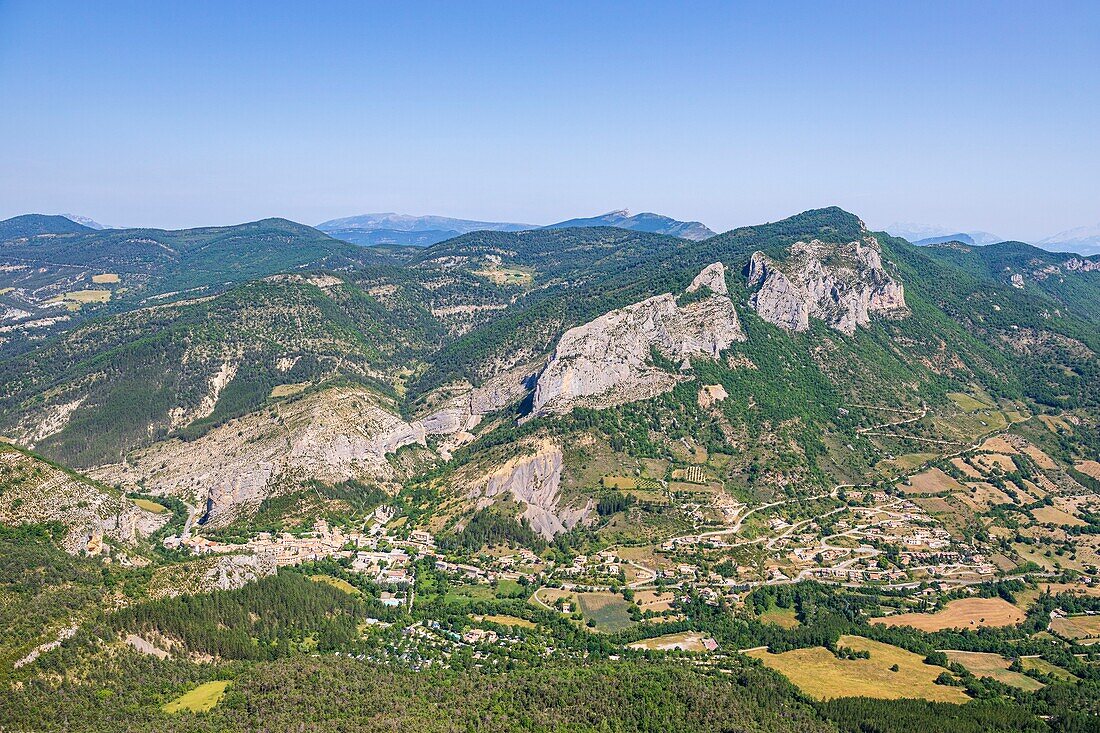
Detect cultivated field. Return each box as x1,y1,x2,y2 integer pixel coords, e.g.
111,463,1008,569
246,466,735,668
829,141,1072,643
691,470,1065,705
1076,461,1100,481
58,289,111,303
758,606,800,628
163,681,231,713
944,651,1043,690
1038,414,1074,434
602,475,637,489
951,458,983,478
634,590,674,613
475,614,536,629
473,267,533,285
132,498,168,513
628,631,709,652
903,467,965,494
746,636,969,703
958,482,1014,511
1022,657,1077,681
1050,614,1100,641
577,592,634,633
947,392,993,412
271,382,310,398
871,597,1024,631
91,273,120,283
974,453,1017,473
880,452,939,472
310,575,360,595
1032,505,1086,527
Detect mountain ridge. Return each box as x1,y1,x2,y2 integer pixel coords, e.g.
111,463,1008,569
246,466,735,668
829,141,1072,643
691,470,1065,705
544,209,715,240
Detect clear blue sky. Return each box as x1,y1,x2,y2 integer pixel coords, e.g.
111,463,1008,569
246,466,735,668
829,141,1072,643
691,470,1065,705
1,1,1097,239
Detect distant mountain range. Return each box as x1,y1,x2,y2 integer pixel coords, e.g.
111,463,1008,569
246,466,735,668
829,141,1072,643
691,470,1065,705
884,222,1003,247
886,220,1100,256
60,214,114,230
543,210,715,240
318,209,716,246
316,213,535,246
12,210,1098,255
1038,224,1100,256
910,233,980,247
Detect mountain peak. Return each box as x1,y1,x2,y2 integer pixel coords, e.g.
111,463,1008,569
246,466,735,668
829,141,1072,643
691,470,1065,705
0,213,94,240
545,210,715,241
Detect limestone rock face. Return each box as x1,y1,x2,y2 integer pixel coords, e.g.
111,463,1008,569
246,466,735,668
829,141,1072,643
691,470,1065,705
420,365,533,436
698,384,729,409
687,261,729,295
473,441,590,539
92,386,428,528
746,237,907,335
0,447,169,554
531,263,745,416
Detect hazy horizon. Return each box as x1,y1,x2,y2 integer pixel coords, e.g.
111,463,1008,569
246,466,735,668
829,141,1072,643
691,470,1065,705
1,1,1097,240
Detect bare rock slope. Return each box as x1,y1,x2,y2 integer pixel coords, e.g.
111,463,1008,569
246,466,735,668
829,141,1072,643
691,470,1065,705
0,446,168,554
531,262,745,416
747,236,906,335
471,440,591,539
93,386,430,528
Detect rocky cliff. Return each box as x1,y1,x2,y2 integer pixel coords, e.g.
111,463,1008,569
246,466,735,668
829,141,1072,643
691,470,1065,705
746,236,906,335
531,263,745,416
92,386,429,528
0,446,168,555
472,441,591,539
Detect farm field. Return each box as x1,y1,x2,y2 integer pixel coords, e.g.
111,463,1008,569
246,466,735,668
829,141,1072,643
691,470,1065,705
746,636,969,703
310,575,360,595
472,266,532,285
1076,461,1100,481
163,681,231,713
628,631,710,652
758,606,800,629
132,498,168,513
1038,415,1074,434
943,651,1044,690
91,273,120,283
903,467,965,494
577,592,634,633
634,590,674,613
1032,505,1086,527
879,452,938,473
56,289,111,303
871,597,1024,631
601,475,637,489
1049,614,1100,641
442,583,497,605
476,614,536,629
271,382,310,398
1021,657,1077,681
947,393,993,412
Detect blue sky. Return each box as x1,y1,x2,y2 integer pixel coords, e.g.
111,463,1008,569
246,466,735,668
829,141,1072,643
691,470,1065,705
0,1,1097,239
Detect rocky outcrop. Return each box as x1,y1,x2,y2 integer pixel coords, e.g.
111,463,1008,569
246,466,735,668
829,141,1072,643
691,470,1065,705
687,262,729,295
420,365,533,436
746,237,907,335
1064,257,1100,273
531,263,745,416
146,553,277,598
0,447,169,554
698,384,728,409
472,441,590,539
92,386,428,528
